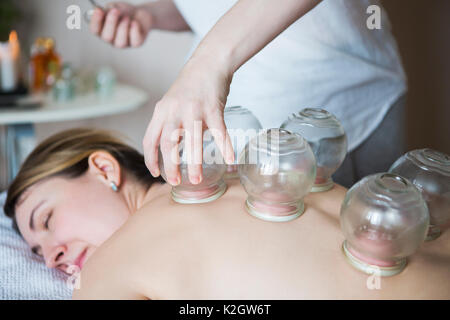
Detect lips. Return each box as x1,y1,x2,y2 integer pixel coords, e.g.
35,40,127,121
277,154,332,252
73,248,88,270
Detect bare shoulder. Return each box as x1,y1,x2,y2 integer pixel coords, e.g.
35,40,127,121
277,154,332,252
71,197,171,300
71,222,150,299
72,186,199,300
71,252,147,299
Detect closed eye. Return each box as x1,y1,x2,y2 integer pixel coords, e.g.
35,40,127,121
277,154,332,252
44,211,53,230
31,246,43,257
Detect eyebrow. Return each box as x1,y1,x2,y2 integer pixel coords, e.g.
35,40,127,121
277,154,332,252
29,200,46,231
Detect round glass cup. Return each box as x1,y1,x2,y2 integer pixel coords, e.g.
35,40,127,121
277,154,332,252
159,131,227,204
280,108,347,192
340,173,429,276
389,149,450,240
238,128,316,222
224,106,263,180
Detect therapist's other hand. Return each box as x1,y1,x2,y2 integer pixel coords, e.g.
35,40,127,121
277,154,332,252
89,2,153,48
143,56,235,186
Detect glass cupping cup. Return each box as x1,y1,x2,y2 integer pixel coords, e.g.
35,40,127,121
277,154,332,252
159,130,227,204
238,128,316,222
224,106,263,179
340,173,429,277
281,108,347,192
389,149,450,241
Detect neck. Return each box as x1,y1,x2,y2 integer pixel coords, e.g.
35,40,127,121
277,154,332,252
120,176,166,215
136,181,167,211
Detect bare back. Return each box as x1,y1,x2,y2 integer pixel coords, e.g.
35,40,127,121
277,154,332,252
73,180,450,299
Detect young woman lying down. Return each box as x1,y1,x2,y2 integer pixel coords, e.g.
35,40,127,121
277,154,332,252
3,128,449,299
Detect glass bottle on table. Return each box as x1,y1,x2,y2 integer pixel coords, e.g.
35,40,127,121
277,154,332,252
29,37,61,93
43,38,61,89
29,38,46,93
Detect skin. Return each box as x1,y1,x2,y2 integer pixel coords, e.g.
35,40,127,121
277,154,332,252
89,1,190,48
61,177,445,299
14,151,150,273
90,0,321,186
143,0,321,186
14,152,450,299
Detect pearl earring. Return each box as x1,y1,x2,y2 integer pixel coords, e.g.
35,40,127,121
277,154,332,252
110,182,118,192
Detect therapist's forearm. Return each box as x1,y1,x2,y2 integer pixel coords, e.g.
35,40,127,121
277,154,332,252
191,0,321,74
139,0,191,31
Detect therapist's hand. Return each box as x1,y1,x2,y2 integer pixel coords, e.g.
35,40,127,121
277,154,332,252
89,2,153,48
142,0,320,186
143,55,235,186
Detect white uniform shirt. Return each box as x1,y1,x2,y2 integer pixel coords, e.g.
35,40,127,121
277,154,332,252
173,0,407,151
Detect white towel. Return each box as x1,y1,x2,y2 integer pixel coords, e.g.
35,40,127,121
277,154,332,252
0,192,72,300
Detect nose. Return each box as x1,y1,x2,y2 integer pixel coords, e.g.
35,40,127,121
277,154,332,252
43,245,67,269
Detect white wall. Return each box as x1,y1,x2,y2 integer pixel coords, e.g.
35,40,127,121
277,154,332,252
16,0,194,151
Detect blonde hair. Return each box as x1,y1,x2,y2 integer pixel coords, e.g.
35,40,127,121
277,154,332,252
3,128,164,228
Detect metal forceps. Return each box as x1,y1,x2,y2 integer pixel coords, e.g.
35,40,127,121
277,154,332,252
84,0,107,23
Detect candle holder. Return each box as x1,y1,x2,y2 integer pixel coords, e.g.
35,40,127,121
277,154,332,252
0,82,28,108
0,31,21,93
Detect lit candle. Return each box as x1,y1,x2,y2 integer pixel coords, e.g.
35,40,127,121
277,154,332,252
0,31,20,92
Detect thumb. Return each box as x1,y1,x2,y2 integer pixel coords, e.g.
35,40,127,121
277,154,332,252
130,20,145,47
133,8,153,34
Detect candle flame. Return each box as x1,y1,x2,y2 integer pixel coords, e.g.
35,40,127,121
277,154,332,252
9,31,18,43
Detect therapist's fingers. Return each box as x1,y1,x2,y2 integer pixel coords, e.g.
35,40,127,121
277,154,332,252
205,111,235,165
134,7,153,33
184,119,204,185
143,109,165,178
114,16,130,48
143,130,161,178
160,123,182,186
101,8,121,43
89,8,105,35
130,20,145,48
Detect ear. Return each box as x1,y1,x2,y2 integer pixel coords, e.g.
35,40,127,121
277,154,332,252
87,151,122,189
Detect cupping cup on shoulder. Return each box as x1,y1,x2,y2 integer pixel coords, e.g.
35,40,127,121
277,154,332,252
280,108,347,192
340,173,429,277
224,106,263,179
159,130,227,204
389,149,450,241
238,128,316,222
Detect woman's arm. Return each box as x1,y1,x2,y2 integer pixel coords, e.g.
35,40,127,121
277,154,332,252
193,0,321,75
144,0,322,186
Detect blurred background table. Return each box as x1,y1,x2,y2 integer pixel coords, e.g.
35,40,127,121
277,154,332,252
0,84,148,191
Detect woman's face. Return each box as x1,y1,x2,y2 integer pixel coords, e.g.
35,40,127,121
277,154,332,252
15,172,132,274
